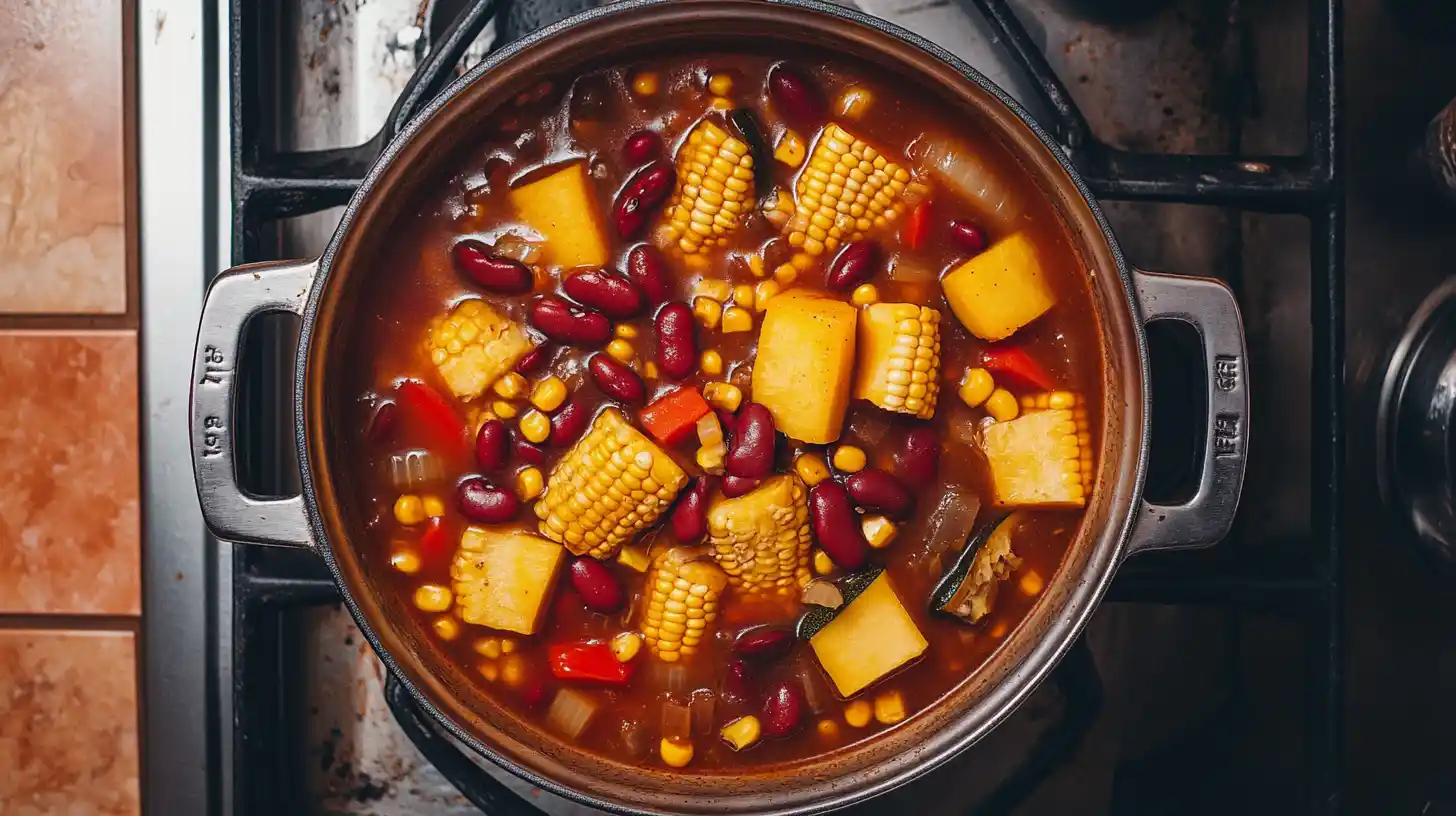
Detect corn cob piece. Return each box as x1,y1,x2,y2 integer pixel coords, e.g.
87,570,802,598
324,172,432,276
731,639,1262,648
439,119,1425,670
450,527,565,635
641,547,729,662
425,299,534,401
982,392,1092,507
659,120,755,254
853,303,942,419
785,124,927,257
535,408,688,559
707,474,814,594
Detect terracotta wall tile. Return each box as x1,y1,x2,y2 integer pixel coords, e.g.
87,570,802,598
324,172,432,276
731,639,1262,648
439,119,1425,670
0,629,139,815
0,0,127,314
0,331,139,614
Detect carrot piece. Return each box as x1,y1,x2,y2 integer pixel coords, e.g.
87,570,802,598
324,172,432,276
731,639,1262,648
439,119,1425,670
396,379,469,454
903,200,932,250
981,346,1054,391
639,387,713,446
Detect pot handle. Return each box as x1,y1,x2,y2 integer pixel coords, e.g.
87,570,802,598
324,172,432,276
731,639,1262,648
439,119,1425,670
1126,269,1249,555
190,258,317,548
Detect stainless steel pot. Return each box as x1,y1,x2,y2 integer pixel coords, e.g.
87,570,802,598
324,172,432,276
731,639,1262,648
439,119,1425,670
190,1,1249,812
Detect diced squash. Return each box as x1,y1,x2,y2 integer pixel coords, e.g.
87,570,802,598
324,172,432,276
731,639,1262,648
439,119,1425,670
809,573,928,697
981,407,1087,507
508,161,609,269
751,292,857,444
425,300,534,401
450,527,565,635
941,232,1056,341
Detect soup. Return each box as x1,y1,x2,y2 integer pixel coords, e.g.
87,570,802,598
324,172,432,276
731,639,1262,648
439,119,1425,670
344,51,1100,771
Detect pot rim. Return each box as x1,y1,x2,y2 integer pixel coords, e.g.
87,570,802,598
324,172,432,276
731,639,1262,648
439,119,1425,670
294,0,1148,812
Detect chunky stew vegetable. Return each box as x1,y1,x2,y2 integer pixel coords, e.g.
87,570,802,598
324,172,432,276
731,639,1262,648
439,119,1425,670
343,52,1101,771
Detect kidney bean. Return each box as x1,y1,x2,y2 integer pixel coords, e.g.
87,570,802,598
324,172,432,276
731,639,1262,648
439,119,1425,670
514,344,552,375
567,557,625,613
626,245,671,305
457,477,519,523
894,426,940,488
474,419,509,471
365,400,398,444
760,680,806,738
721,475,761,498
562,269,645,319
671,476,714,543
767,64,825,126
549,398,592,447
622,129,663,165
949,220,988,254
588,353,646,404
529,295,611,345
845,469,913,518
721,658,754,705
733,626,795,661
453,239,534,294
808,481,870,570
510,428,546,466
654,302,698,380
826,240,880,291
726,403,775,479
613,161,675,239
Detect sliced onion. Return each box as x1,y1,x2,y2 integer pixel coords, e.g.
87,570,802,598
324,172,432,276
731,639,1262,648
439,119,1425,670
689,690,717,735
492,233,545,265
546,688,600,739
920,488,982,572
907,135,1022,224
885,255,937,284
660,698,693,742
801,579,844,609
386,449,443,490
794,657,831,714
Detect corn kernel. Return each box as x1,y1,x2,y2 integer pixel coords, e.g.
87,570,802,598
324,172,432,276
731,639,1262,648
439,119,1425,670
492,400,519,419
773,263,798,285
516,466,544,501
606,338,635,363
832,445,867,473
816,719,840,739
697,444,726,471
501,638,517,654
423,496,446,518
862,515,897,549
614,323,639,340
844,699,873,728
701,350,724,375
501,654,526,687
618,545,653,572
413,584,453,613
732,283,755,305
703,382,744,412
493,372,527,400
474,637,502,659
837,86,874,119
774,129,807,167
479,662,500,682
432,616,460,641
873,690,907,724
660,737,694,767
632,72,659,96
720,715,762,751
709,96,734,111
747,253,768,278
791,252,816,271
708,72,734,96
531,376,568,412
1019,570,1045,597
394,495,426,526
693,297,723,329
851,284,880,306
813,549,834,575
519,409,551,444
611,631,643,662
694,278,733,302
644,361,660,380
794,452,831,486
754,280,781,311
721,306,754,333
985,388,1020,422
959,368,995,408
390,549,421,574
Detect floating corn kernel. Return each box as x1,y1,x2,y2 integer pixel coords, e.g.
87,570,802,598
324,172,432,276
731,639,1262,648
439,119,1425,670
813,549,834,575
693,297,723,329
851,284,880,306
632,72,659,96
762,188,795,230
700,350,724,376
791,252,817,271
660,737,694,767
474,637,503,659
784,124,924,257
732,283,755,306
501,638,517,654
536,408,689,559
985,388,1019,422
990,621,1009,639
844,699,872,728
1019,570,1045,596
479,662,500,682
720,715,763,751
747,252,768,278
794,452,830,486
772,263,798,285
959,368,995,408
721,306,754,333
697,412,725,448
862,515,897,549
414,584,453,613
423,495,446,518
519,409,551,444
493,372,527,400
531,376,568,412
493,400,519,419
694,278,734,302
754,280,781,311
615,323,639,340
873,689,906,724
390,549,422,574
641,547,728,662
644,361,660,380
703,382,744,413
606,338,635,363
432,616,460,641
853,302,942,419
425,299,533,400
837,86,874,119
707,474,814,595
775,129,807,167
709,96,734,111
660,120,755,254
611,631,643,662
501,654,527,687
832,445,867,473
697,444,726,472
516,466,544,501
817,718,840,739
394,494,426,526
708,72,734,96
618,545,653,573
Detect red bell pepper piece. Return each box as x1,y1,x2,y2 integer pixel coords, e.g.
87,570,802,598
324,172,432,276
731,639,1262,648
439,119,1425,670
639,387,712,446
548,640,635,685
395,379,469,455
904,199,932,250
981,346,1055,391
418,516,448,560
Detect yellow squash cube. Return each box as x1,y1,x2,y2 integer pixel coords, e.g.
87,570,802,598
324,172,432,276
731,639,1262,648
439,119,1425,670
508,161,609,270
941,232,1056,341
809,573,928,697
450,527,565,635
751,292,858,444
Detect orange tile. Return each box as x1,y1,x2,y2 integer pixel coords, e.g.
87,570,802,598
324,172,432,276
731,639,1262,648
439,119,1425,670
0,331,139,614
0,0,127,314
0,629,139,814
